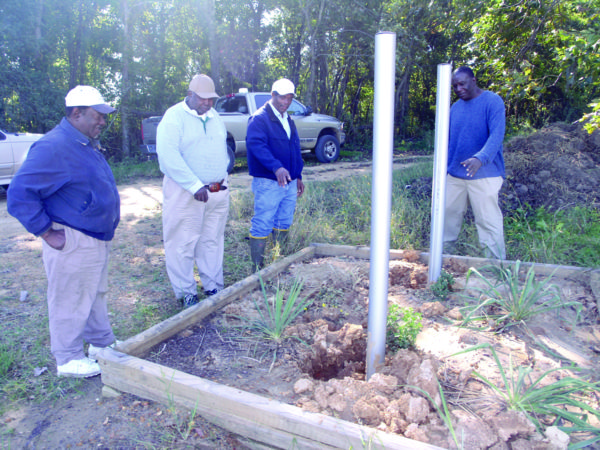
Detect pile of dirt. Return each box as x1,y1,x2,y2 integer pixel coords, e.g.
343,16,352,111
405,123,600,213
502,123,600,211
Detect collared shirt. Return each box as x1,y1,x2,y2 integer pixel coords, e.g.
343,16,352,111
271,103,291,139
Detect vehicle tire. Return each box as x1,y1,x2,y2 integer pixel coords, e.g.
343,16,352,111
227,145,235,174
315,135,340,163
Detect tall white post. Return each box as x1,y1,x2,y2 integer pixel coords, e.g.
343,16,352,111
367,31,396,379
428,63,453,282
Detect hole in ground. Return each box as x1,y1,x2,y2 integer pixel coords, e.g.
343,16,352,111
300,323,367,382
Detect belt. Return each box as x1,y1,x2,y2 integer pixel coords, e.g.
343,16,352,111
204,182,228,192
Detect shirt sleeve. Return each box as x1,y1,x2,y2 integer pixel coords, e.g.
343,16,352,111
473,94,505,166
6,141,67,236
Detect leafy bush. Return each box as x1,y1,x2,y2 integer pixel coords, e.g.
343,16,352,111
431,270,454,300
386,305,423,352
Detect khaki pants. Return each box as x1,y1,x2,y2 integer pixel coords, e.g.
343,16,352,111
443,174,506,259
162,176,230,298
43,225,115,365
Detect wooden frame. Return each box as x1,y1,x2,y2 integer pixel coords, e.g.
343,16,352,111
99,244,598,449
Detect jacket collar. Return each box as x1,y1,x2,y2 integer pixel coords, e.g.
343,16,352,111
60,117,100,148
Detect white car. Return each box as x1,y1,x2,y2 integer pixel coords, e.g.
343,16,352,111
0,129,44,189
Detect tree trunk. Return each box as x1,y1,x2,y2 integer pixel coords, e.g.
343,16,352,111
121,0,131,158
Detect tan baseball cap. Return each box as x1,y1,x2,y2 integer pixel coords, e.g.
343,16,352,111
65,85,116,114
271,78,295,97
189,74,219,99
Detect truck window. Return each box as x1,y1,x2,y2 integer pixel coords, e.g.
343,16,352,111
287,99,305,116
215,96,248,114
254,94,270,110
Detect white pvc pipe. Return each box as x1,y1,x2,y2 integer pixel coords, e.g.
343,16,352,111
367,31,396,379
428,63,453,282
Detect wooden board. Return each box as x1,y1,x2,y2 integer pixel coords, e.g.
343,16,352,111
118,246,315,357
100,349,444,450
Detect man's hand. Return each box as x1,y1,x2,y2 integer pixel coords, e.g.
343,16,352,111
194,186,209,202
461,157,482,178
275,167,292,187
297,179,305,197
41,228,66,250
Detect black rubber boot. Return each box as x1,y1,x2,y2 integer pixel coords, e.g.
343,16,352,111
249,237,267,271
272,229,289,247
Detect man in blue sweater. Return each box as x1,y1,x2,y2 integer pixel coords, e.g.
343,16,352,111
8,86,120,378
443,66,506,259
246,78,305,269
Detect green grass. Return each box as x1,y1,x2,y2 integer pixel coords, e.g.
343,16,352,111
505,206,600,267
110,158,162,184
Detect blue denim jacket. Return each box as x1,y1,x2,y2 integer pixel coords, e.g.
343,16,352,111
246,103,303,181
7,118,120,241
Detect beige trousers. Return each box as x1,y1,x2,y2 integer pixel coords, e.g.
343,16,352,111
42,225,115,365
443,174,506,259
162,176,230,298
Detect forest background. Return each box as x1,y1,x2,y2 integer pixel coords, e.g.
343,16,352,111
1,0,600,158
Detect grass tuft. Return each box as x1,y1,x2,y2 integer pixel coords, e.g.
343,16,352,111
452,343,600,444
460,261,581,330
243,276,312,343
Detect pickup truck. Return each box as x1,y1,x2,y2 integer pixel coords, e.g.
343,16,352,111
140,90,346,164
0,129,44,189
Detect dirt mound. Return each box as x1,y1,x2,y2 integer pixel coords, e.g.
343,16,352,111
502,122,600,211
405,123,600,213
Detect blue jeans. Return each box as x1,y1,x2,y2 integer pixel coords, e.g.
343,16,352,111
250,177,298,238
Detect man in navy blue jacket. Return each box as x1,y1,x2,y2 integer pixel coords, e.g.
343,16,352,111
8,86,120,378
246,78,305,269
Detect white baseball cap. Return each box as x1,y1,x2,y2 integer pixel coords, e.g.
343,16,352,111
271,78,296,97
65,85,116,114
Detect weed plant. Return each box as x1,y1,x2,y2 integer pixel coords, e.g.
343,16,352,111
408,382,461,449
431,270,454,300
452,343,600,446
245,276,312,343
386,304,423,352
460,261,581,330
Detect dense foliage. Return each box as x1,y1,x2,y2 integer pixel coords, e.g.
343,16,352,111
1,0,599,157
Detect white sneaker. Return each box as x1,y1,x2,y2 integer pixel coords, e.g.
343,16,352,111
57,357,101,378
88,340,122,361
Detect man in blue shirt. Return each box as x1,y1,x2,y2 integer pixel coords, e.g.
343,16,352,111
246,78,305,270
8,86,120,378
444,66,506,259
